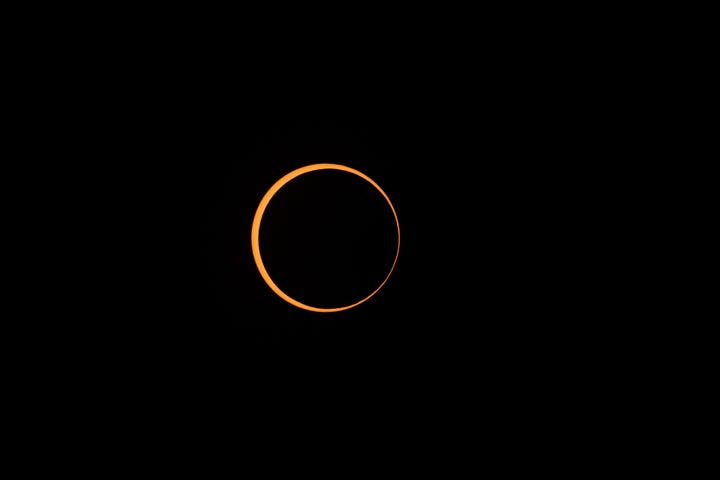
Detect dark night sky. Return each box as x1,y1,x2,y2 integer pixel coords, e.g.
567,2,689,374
129,83,604,378
56,62,603,379
36,30,617,421
15,10,649,465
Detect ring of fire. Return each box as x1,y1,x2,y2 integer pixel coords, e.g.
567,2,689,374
251,163,400,313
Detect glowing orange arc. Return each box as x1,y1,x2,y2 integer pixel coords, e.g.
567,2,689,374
251,163,400,313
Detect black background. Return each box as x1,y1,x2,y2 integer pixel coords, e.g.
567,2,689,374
94,74,602,384
28,20,622,447
11,8,674,467
54,57,603,372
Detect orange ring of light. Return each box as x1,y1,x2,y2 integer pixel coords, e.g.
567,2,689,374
251,163,400,313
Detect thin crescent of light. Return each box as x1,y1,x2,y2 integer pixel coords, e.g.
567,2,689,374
251,163,400,313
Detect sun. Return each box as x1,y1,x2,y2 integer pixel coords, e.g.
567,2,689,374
251,164,400,313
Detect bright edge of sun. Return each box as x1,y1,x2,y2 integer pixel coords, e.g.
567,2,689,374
250,163,400,313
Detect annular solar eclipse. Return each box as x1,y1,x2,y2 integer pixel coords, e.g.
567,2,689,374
251,163,400,313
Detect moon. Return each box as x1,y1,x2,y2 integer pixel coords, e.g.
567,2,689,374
251,163,400,313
